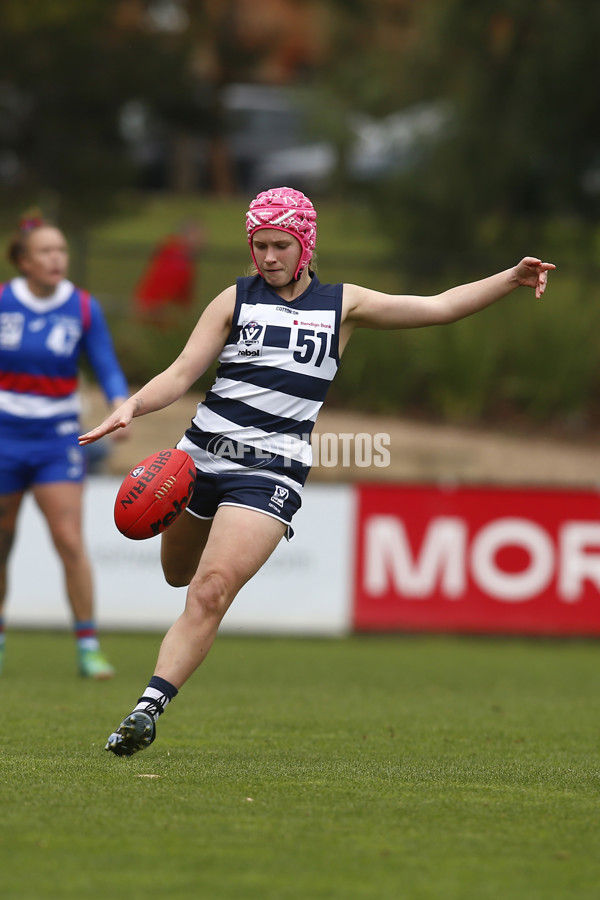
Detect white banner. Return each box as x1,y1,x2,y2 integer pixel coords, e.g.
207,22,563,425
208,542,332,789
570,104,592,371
8,477,354,636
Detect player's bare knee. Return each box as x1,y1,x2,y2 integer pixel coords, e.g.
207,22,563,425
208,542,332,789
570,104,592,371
52,532,84,567
186,570,231,620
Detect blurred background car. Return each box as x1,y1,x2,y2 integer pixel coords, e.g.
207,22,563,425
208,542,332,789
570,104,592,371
253,101,451,193
119,83,450,195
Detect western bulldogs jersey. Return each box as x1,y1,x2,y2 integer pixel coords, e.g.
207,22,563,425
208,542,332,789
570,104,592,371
0,277,128,435
179,274,343,492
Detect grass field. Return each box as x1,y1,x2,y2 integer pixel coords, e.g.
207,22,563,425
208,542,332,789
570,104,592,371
2,631,600,899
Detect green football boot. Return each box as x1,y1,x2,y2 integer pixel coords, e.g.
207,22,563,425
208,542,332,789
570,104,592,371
78,648,115,680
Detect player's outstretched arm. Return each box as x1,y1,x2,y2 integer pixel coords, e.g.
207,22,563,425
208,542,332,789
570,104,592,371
342,257,556,332
79,287,235,445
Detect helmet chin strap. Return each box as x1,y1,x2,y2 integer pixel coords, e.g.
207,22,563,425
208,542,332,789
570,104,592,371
261,270,300,288
279,263,308,287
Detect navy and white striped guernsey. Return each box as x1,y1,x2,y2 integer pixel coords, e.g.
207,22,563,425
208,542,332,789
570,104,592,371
178,273,343,493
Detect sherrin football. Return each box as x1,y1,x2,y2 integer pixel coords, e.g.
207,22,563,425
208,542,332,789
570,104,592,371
114,448,196,540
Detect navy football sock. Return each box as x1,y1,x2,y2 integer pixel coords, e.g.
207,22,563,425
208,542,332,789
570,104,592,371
133,675,179,722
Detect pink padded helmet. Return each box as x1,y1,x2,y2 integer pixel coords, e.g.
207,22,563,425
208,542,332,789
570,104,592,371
246,186,317,280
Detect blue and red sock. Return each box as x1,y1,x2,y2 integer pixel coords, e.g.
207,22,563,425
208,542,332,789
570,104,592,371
74,620,100,652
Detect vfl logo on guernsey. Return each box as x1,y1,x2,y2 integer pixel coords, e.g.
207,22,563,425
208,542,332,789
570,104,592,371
238,320,265,357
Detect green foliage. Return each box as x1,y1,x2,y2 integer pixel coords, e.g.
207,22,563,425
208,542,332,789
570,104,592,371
339,2,600,275
0,0,196,226
1,193,598,427
336,268,600,424
2,632,600,900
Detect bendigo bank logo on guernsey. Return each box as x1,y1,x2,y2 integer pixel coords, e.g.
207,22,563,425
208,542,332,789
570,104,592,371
354,484,600,636
238,321,265,357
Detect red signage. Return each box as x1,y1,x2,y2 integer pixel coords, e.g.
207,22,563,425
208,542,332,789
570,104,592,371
353,484,600,635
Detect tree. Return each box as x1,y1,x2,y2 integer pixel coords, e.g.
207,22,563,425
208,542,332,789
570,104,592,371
0,0,334,218
0,0,197,226
366,1,600,277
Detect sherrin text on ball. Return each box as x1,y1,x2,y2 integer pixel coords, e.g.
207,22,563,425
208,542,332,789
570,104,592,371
114,448,196,540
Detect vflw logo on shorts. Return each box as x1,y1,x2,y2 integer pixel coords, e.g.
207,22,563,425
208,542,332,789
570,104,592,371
271,485,289,508
238,320,265,357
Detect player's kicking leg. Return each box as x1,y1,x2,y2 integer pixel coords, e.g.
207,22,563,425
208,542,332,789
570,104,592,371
105,505,286,756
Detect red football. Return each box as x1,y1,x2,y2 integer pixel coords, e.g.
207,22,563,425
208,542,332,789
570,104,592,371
114,448,196,540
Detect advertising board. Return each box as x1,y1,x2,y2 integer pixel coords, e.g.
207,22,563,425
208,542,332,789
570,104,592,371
9,478,353,635
354,483,600,635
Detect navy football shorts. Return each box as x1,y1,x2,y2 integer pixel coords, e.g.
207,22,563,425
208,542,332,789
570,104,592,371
186,471,302,540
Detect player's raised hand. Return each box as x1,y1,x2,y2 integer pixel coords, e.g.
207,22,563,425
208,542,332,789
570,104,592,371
79,399,136,445
514,257,556,299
